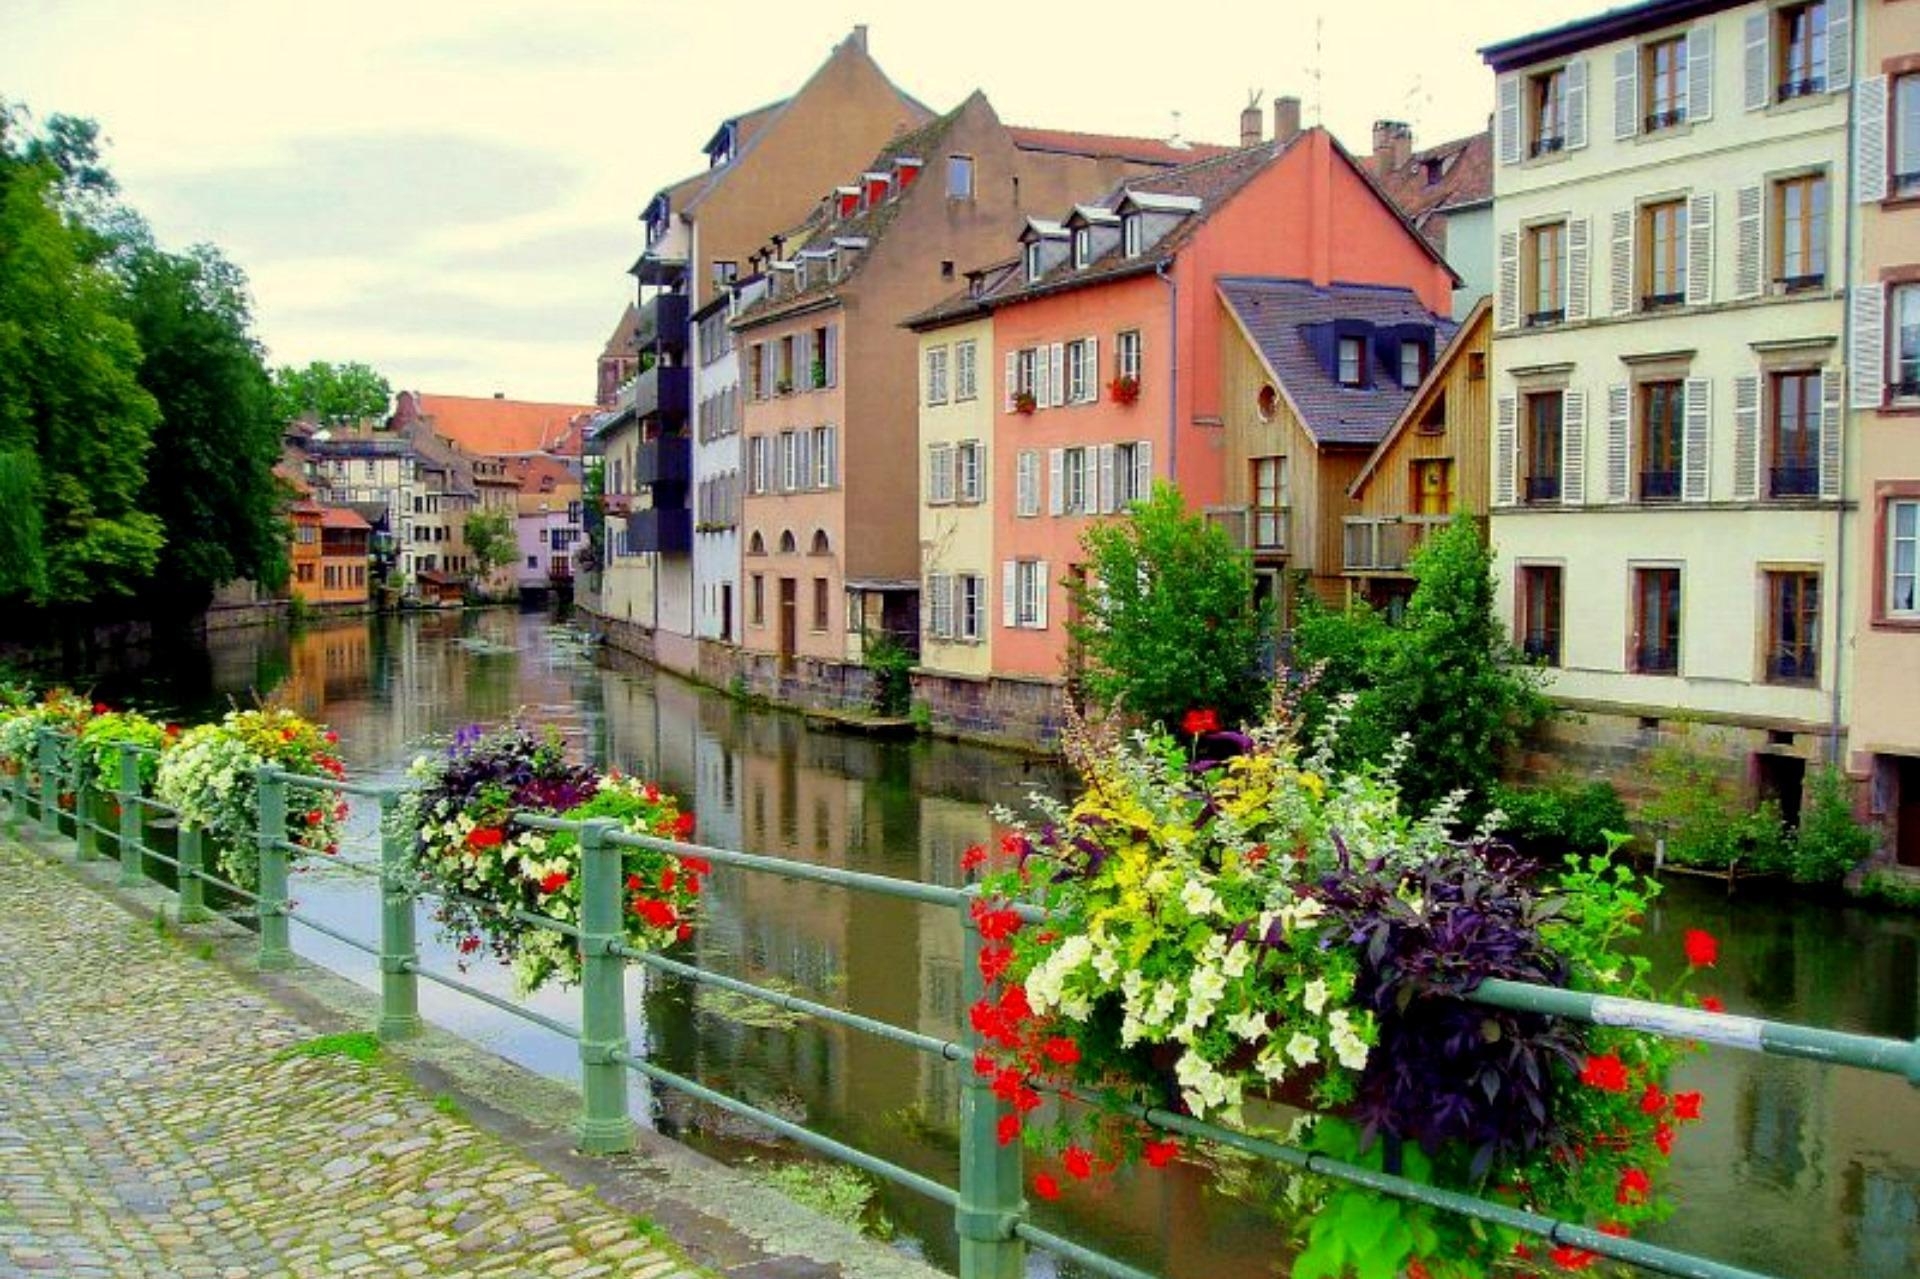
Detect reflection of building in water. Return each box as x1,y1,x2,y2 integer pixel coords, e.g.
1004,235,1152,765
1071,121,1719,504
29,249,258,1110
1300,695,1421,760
281,626,374,719
915,795,993,1125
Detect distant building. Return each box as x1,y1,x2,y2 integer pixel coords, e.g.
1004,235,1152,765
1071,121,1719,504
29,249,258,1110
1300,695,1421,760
1365,120,1495,319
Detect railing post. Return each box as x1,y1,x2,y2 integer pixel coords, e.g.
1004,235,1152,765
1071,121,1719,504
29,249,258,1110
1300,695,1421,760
254,767,292,970
117,746,144,887
72,751,96,861
7,752,26,832
574,818,634,1154
37,730,59,836
175,823,211,923
955,893,1026,1279
377,789,422,1041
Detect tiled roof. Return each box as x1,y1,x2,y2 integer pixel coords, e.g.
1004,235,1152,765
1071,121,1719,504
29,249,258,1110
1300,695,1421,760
1367,130,1492,249
409,394,596,458
318,506,371,530
1007,126,1235,167
506,454,579,496
903,258,1023,329
1350,296,1490,496
1218,276,1456,447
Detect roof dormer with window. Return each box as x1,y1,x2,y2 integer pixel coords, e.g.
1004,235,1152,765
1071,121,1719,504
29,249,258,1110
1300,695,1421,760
1018,219,1071,284
1064,206,1121,270
862,171,891,208
1112,190,1200,256
893,157,923,192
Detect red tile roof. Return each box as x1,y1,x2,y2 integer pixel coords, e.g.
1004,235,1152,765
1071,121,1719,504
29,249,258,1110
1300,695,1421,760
408,394,597,459
507,454,579,496
318,505,371,530
1008,126,1236,167
1366,129,1492,254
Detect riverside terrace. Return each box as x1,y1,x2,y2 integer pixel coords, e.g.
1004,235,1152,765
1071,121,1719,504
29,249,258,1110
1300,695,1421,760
4,727,1918,1279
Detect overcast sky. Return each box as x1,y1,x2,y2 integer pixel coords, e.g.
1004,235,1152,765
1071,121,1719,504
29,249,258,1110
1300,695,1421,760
3,0,1595,405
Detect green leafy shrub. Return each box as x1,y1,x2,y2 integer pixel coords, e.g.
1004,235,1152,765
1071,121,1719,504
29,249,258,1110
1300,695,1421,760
1640,745,1788,873
861,629,914,717
1790,767,1876,885
1491,778,1629,857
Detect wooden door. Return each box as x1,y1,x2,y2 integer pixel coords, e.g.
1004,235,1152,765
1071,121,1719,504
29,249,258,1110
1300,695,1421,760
777,578,797,672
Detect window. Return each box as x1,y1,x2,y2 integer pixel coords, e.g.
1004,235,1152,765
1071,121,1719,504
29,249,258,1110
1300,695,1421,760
1073,227,1092,269
1518,566,1564,665
1639,381,1684,502
1066,338,1097,403
1025,241,1044,283
958,574,984,641
1412,459,1453,514
1530,67,1566,156
749,343,767,400
748,436,769,494
1525,222,1566,324
1633,568,1681,674
751,573,765,626
778,335,797,390
1765,571,1820,683
1895,285,1920,399
1524,391,1563,504
927,443,955,504
810,325,830,388
812,578,829,632
813,425,836,489
794,261,808,292
1896,76,1920,197
1014,560,1046,628
1337,337,1364,387
1776,2,1827,102
956,440,983,503
1888,500,1919,616
1642,199,1687,307
1418,392,1448,434
1115,441,1151,506
955,340,978,401
1643,35,1687,131
1062,446,1088,514
947,154,974,198
1122,215,1143,258
926,345,950,405
1398,341,1425,389
779,430,799,492
1251,456,1288,550
1015,347,1038,402
1768,371,1821,498
1015,450,1040,517
1773,173,1828,288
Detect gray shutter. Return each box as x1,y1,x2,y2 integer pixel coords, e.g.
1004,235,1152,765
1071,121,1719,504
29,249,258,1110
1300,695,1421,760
1614,47,1639,141
1047,448,1064,515
951,575,967,641
1567,217,1591,321
1034,561,1049,630
1818,371,1843,500
796,429,812,491
1097,444,1116,513
797,330,813,389
1566,59,1590,151
1497,74,1523,165
1561,389,1587,505
1686,192,1715,307
1087,336,1100,401
1682,377,1712,502
1606,383,1631,502
1734,185,1763,299
1744,12,1769,111
1496,230,1520,330
1733,373,1761,499
1610,209,1634,316
1856,76,1889,205
1004,351,1017,412
824,325,837,387
1048,342,1065,407
1851,283,1887,408
1686,25,1714,122
1134,440,1152,499
1824,3,1850,90
1494,394,1518,506
1001,561,1016,627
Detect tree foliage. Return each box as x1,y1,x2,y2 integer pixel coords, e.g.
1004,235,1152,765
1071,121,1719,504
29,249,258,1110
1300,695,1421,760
1065,483,1271,730
270,360,391,425
463,509,516,578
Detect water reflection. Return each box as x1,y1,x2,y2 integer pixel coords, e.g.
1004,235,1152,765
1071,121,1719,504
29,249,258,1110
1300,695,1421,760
69,611,1920,1279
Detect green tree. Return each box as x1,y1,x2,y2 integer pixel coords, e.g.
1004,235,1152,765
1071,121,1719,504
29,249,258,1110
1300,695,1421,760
1066,483,1270,729
463,509,516,580
270,360,391,425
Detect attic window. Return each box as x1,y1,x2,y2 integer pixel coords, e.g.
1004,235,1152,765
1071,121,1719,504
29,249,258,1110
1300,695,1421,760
864,174,890,206
1399,341,1427,389
896,159,922,190
795,261,808,292
1423,157,1446,187
1337,338,1365,387
837,189,859,218
1123,214,1143,258
948,155,974,199
1073,227,1093,269
1418,392,1448,434
1025,241,1044,283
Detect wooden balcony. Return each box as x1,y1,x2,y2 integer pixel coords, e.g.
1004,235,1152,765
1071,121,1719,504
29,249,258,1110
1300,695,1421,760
1205,505,1289,556
1343,514,1451,573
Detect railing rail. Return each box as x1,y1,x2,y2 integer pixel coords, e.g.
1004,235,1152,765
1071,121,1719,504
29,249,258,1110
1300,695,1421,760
4,724,1915,1279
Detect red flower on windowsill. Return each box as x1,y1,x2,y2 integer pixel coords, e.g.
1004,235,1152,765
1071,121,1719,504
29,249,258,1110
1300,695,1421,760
1108,374,1140,406
1013,391,1037,415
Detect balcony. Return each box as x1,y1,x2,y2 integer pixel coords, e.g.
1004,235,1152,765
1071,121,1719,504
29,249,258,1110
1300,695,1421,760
625,507,692,555
1769,463,1819,499
634,436,691,488
1343,514,1450,573
1775,76,1823,104
633,363,691,425
1639,469,1681,502
1766,650,1817,685
634,292,690,356
1528,133,1564,159
1634,644,1679,676
1524,474,1561,504
1206,505,1289,555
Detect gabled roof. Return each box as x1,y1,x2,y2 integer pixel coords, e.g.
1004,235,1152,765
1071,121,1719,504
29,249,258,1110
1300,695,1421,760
1218,277,1456,447
1349,296,1491,497
406,394,596,459
319,506,371,531
505,453,580,496
1367,130,1493,247
1007,126,1235,167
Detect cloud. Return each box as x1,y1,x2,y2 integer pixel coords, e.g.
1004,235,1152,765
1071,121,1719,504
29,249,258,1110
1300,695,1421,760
279,284,609,343
141,132,581,259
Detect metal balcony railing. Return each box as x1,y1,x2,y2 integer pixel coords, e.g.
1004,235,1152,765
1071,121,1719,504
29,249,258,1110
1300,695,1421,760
1769,463,1819,499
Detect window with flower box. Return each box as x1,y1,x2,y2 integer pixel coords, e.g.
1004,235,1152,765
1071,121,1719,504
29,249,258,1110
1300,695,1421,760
1116,330,1142,384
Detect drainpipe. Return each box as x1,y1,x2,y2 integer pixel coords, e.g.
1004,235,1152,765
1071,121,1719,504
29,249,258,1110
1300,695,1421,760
1155,259,1179,485
1828,0,1859,771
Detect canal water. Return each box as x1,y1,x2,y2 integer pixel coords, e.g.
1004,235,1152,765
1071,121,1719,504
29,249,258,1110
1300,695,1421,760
70,609,1920,1279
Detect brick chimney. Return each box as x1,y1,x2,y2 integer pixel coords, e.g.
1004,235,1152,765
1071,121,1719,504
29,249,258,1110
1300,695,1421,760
1240,102,1263,148
1372,120,1413,173
1273,96,1302,145
850,24,868,52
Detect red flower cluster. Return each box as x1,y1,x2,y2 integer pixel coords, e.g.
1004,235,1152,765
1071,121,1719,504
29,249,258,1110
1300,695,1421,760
538,871,569,894
1578,1053,1630,1093
1683,929,1719,968
465,826,505,851
1180,708,1221,736
633,898,677,929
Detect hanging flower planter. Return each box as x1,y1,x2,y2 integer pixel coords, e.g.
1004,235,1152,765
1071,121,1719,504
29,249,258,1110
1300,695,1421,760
1013,391,1038,415
1108,374,1141,406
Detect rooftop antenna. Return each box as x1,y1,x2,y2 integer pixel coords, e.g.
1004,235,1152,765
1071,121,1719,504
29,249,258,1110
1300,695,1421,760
1168,109,1190,150
1403,74,1433,138
1308,16,1325,125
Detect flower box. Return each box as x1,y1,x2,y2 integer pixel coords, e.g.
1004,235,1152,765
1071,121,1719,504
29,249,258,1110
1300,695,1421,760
1108,374,1141,406
1013,391,1037,415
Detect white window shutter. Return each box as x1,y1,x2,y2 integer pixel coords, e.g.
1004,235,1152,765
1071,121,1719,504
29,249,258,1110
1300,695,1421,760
951,575,966,640
1495,394,1518,506
1610,209,1634,316
1687,26,1714,122
1606,383,1631,502
1004,351,1017,412
1496,230,1520,330
1686,192,1715,307
1497,74,1523,165
1824,3,1850,90
1734,185,1763,299
824,325,838,387
1733,373,1760,500
1048,448,1065,515
797,330,813,387
1049,343,1065,407
1682,377,1712,502
1566,58,1589,151
1001,562,1016,628
1851,283,1887,408
1035,561,1049,630
1744,12,1769,112
1087,336,1100,401
1856,76,1889,205
796,430,812,490
1098,444,1116,513
1567,217,1591,321
1561,390,1587,505
1818,370,1843,500
1134,440,1152,499
1081,449,1098,511
1614,47,1639,141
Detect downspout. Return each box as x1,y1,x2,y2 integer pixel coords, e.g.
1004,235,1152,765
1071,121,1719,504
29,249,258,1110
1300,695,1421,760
1828,0,1860,769
1156,260,1179,485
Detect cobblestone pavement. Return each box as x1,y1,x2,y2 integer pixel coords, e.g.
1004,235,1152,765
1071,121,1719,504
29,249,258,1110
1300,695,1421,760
0,839,703,1278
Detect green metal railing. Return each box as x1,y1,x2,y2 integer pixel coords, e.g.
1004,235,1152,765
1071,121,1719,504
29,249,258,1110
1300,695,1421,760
4,724,1916,1279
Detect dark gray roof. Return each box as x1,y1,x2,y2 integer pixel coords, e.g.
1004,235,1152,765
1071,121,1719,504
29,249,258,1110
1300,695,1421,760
1217,277,1455,447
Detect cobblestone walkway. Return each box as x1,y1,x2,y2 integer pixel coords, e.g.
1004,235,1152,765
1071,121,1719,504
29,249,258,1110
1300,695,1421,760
0,840,701,1279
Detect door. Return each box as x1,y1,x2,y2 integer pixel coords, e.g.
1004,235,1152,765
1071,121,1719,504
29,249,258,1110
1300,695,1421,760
777,578,797,673
1899,758,1920,868
719,582,734,643
1412,459,1454,514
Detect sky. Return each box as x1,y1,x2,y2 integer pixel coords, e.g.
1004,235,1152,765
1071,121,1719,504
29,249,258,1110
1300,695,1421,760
2,0,1597,405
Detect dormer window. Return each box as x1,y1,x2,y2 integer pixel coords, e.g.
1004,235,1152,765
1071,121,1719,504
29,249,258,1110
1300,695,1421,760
895,158,922,191
795,261,808,292
864,173,890,207
1399,341,1427,389
836,188,859,218
1073,227,1093,269
1026,241,1044,283
1122,215,1142,258
1337,338,1365,387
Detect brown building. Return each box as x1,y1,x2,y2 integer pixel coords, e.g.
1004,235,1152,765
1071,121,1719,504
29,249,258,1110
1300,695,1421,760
597,305,641,409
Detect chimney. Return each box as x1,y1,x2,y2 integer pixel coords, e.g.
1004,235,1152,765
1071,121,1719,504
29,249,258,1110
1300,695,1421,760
493,391,505,400
1273,96,1302,145
1240,103,1263,148
1372,119,1413,174
850,24,868,52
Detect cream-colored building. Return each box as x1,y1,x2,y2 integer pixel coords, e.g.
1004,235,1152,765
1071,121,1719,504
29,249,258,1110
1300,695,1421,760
912,311,996,702
1848,0,1920,867
1482,0,1855,811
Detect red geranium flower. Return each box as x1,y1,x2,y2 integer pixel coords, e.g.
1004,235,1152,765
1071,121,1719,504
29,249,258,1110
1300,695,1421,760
626,873,642,891
659,867,677,894
1683,929,1719,967
1550,1245,1597,1271
970,899,1022,942
978,946,1013,985
633,898,677,929
672,811,695,839
92,702,110,716
1063,1147,1093,1179
538,871,569,894
1032,1172,1059,1201
1615,1168,1651,1205
1654,1121,1675,1155
1672,1091,1703,1121
991,1068,1024,1104
1042,1037,1080,1066
1639,1083,1667,1115
682,855,713,875
961,844,987,872
323,730,339,744
675,923,694,942
1143,1139,1180,1168
465,827,505,850
996,1113,1021,1145
1701,995,1725,1013
1579,1053,1630,1093
973,1053,995,1077
1181,708,1220,736
457,935,481,955
1014,1087,1041,1113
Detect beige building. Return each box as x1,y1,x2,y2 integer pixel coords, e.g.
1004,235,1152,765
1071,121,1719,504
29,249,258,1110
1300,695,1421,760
914,311,998,694
1849,0,1920,866
1482,0,1855,812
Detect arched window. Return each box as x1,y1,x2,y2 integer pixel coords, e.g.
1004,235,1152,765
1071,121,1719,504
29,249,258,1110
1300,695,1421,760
778,530,797,555
748,531,766,556
810,529,831,556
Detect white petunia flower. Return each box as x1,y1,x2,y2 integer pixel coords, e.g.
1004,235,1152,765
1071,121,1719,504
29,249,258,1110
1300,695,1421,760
1302,978,1329,1016
1285,1031,1320,1067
